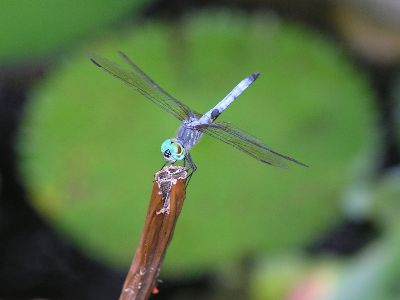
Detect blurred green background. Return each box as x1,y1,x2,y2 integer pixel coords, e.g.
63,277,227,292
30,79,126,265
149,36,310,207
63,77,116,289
2,0,400,299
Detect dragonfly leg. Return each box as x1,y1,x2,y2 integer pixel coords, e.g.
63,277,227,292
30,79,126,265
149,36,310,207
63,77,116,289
184,152,197,187
159,162,167,171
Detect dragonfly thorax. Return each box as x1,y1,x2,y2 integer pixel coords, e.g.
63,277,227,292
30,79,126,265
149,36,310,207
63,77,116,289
177,119,203,150
161,139,186,162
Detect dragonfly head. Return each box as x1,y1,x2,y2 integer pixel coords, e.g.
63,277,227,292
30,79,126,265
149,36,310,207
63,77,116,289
161,139,186,162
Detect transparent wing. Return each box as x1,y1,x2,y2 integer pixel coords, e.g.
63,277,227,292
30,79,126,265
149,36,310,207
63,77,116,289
198,121,307,168
90,52,193,121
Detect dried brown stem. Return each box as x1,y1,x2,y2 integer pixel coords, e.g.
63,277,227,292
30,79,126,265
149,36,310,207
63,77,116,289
119,165,187,300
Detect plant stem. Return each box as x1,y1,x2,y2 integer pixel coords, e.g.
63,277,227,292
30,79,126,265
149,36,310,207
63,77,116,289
119,165,187,300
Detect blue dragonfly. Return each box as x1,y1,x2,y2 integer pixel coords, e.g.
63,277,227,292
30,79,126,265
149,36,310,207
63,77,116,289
90,52,307,181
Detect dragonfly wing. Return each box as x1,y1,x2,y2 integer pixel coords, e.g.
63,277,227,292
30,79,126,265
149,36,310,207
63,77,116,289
90,53,193,120
198,121,307,167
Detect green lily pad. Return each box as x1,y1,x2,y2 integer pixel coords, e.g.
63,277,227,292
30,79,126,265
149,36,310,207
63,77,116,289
0,0,148,63
19,12,375,273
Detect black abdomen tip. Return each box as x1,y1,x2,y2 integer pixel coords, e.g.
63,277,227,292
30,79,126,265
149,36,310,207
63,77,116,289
251,72,260,80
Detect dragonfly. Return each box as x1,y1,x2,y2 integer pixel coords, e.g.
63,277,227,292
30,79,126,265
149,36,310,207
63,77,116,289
90,52,307,182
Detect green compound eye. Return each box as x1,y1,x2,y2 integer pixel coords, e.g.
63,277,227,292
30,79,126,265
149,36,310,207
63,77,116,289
161,139,186,162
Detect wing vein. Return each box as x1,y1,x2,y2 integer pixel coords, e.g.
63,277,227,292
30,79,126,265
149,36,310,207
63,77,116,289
90,54,193,120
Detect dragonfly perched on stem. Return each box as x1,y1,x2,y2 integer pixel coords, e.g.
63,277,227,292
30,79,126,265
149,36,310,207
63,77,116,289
90,52,307,183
